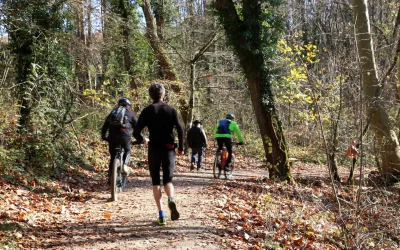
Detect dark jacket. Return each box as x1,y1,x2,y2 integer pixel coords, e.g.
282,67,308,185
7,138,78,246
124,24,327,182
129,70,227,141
133,100,184,151
187,125,207,149
101,107,138,139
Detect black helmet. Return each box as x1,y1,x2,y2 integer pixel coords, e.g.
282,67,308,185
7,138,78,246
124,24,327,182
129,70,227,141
118,97,132,107
193,120,202,125
226,113,235,120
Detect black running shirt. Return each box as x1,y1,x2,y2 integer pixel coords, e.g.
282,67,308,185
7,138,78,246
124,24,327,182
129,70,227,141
134,100,184,151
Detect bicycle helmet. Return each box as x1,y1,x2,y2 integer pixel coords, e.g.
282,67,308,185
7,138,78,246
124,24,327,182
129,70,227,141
193,120,202,125
118,97,132,107
226,113,235,120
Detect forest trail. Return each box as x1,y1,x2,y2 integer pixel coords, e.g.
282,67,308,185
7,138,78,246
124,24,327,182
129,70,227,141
30,164,269,250
3,154,384,250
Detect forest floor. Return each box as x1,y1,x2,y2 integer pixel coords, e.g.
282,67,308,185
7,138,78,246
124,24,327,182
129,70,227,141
1,153,399,250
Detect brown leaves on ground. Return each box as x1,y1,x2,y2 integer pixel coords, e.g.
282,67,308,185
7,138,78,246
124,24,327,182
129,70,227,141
206,164,400,250
1,149,399,250
0,179,93,249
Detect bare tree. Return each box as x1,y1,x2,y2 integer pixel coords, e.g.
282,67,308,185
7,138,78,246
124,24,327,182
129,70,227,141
353,0,400,180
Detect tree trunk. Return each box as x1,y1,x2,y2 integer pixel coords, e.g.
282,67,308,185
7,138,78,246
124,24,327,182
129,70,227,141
215,0,291,181
7,2,35,130
328,153,340,181
185,63,195,153
184,33,219,151
118,0,138,90
152,0,165,41
100,0,109,85
142,0,179,82
87,0,92,46
141,0,189,129
353,0,400,179
75,0,88,92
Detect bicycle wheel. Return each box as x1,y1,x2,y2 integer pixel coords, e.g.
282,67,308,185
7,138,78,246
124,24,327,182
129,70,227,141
213,151,221,179
111,157,120,201
225,153,235,179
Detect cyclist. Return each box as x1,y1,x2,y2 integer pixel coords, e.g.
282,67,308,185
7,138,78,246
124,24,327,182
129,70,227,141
187,120,208,171
101,98,138,185
133,82,183,226
214,114,243,171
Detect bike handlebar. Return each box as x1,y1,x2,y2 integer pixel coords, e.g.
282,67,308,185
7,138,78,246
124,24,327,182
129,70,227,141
232,142,244,146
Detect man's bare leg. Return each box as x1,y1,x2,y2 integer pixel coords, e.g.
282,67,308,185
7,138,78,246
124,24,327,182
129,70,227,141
164,182,174,198
152,185,163,211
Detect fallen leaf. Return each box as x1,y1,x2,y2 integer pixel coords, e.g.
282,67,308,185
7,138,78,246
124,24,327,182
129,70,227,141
15,232,23,239
104,212,112,219
18,213,25,222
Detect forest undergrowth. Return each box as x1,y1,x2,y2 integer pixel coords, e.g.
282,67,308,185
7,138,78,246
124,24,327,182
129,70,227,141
1,140,399,249
0,103,399,250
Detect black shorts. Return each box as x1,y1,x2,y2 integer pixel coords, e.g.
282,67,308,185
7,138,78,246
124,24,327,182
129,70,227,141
148,146,175,186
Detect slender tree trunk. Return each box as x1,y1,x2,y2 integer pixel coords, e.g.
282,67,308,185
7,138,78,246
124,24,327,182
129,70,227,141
87,0,93,91
141,0,189,128
185,33,218,147
87,0,92,46
75,0,87,91
7,2,35,130
353,0,400,179
100,0,109,85
142,0,179,81
329,79,344,181
153,0,165,41
215,0,291,181
187,63,195,135
118,0,138,90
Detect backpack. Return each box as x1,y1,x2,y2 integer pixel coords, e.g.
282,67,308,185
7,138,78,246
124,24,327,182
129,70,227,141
217,119,231,134
109,106,127,127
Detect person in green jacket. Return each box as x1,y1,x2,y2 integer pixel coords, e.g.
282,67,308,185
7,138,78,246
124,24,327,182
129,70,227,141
214,114,243,170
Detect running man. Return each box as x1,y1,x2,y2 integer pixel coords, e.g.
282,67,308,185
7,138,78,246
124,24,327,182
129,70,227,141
133,82,183,225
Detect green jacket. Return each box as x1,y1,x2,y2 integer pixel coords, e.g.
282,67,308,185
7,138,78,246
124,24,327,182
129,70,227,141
214,119,243,142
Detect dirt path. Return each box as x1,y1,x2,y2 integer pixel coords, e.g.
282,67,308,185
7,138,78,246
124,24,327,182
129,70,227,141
34,166,267,250
5,157,373,249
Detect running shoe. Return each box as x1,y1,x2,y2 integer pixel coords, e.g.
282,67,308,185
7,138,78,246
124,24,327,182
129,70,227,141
190,163,195,171
168,199,180,221
157,216,166,226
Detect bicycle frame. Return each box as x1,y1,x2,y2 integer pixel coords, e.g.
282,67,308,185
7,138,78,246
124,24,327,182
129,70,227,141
109,140,145,201
213,143,236,179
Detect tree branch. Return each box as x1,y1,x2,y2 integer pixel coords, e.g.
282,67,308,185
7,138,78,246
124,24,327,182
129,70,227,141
190,32,221,64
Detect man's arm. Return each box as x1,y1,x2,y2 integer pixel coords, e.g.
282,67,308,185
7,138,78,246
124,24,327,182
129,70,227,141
101,114,110,139
133,111,146,143
201,128,208,147
231,121,243,143
173,109,184,151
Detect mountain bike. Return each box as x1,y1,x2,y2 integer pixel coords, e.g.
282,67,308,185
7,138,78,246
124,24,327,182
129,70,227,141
213,142,238,179
110,140,143,202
